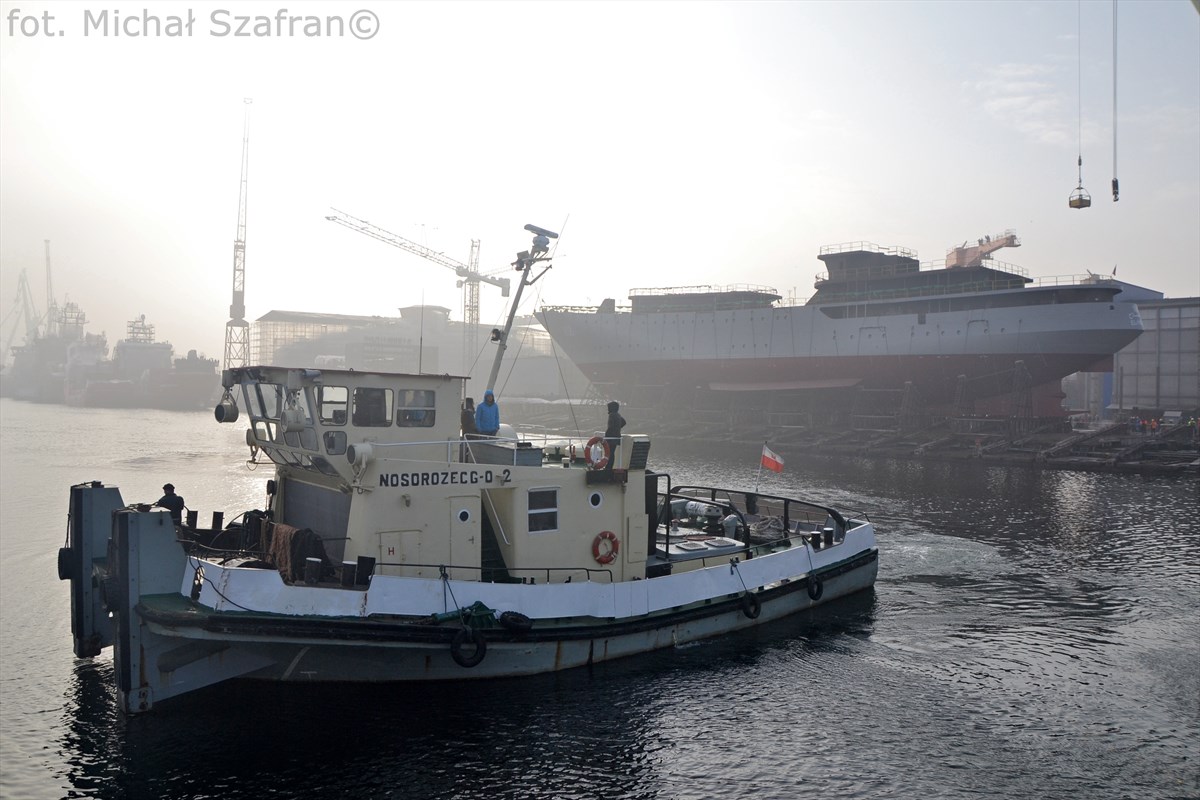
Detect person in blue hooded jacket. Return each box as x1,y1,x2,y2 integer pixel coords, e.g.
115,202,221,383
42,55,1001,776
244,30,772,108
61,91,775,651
475,389,500,437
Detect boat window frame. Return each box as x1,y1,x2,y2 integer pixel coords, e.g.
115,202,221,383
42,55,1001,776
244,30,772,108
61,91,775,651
252,383,284,420
352,387,394,428
323,430,347,456
317,385,349,426
528,487,559,534
396,389,437,428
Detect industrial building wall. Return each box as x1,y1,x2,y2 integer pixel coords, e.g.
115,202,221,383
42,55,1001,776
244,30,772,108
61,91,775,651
1113,298,1200,413
253,319,353,365
247,310,590,400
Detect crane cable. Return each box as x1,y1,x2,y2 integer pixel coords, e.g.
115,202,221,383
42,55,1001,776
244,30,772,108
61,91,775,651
1076,0,1084,190
1112,0,1119,202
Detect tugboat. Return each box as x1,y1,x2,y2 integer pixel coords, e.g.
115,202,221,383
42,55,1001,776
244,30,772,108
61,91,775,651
59,226,879,713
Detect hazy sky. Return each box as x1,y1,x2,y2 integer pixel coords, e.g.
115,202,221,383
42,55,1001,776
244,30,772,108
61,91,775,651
2,0,1197,363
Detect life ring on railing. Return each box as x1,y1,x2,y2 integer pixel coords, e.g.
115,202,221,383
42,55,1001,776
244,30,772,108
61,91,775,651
740,592,761,619
450,627,487,668
807,577,824,601
592,530,620,564
584,436,610,470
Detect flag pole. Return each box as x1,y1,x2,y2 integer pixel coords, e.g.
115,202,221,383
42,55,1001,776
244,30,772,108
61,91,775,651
755,440,766,493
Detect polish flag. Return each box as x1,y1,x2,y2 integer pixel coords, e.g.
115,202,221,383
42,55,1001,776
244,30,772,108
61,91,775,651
761,445,784,473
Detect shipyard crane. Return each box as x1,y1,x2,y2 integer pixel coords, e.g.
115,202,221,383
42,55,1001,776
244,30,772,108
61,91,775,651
945,230,1021,268
43,240,58,338
1,269,41,365
223,98,252,372
325,209,511,373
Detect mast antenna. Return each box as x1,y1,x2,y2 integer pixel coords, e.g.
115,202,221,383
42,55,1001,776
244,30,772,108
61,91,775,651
486,224,558,395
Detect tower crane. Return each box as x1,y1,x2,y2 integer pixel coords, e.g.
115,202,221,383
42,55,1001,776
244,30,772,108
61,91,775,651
223,98,252,372
325,209,511,373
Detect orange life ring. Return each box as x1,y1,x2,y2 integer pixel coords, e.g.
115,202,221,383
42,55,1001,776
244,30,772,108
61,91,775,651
592,530,619,564
584,436,610,471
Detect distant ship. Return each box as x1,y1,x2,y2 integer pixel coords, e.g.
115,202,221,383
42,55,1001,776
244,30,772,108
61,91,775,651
3,301,93,403
62,315,220,411
537,232,1146,418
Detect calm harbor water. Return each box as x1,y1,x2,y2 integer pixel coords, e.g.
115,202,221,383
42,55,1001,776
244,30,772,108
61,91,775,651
1,397,1197,800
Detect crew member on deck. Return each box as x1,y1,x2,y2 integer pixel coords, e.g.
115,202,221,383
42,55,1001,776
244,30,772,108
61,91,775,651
475,389,500,438
605,401,626,474
461,397,477,437
460,397,477,461
605,401,625,442
156,483,185,525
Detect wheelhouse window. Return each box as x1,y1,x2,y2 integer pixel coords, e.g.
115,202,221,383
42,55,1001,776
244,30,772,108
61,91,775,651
244,382,284,419
352,388,393,427
397,389,436,427
529,489,558,533
317,386,348,426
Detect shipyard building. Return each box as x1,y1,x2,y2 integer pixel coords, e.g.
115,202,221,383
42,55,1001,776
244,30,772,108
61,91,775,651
1063,295,1200,419
249,306,589,402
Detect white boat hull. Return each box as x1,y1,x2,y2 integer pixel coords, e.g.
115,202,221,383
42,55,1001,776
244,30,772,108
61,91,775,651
65,483,876,712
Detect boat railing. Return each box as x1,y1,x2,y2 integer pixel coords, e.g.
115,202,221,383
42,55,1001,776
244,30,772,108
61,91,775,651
628,283,780,297
658,485,855,553
361,436,543,466
1028,273,1119,288
807,272,1113,306
814,257,1030,287
819,241,917,259
336,432,614,469
538,303,632,314
373,560,615,585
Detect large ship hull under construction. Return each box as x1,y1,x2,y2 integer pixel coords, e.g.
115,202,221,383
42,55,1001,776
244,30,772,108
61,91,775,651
538,236,1146,420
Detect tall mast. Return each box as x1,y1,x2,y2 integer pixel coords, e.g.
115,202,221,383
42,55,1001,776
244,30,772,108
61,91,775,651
223,98,252,371
486,224,557,394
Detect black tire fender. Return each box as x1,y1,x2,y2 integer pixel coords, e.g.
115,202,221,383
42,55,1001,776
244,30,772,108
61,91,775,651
498,611,533,634
58,547,75,582
740,592,761,619
808,578,824,602
450,627,487,668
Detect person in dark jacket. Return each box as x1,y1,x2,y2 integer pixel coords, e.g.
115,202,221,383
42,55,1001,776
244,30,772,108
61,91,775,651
461,398,477,437
156,483,185,525
460,398,477,461
604,401,626,473
475,389,500,437
605,401,626,440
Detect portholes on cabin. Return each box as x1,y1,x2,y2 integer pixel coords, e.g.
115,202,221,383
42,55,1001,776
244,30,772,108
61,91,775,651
588,492,603,509
457,509,471,523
